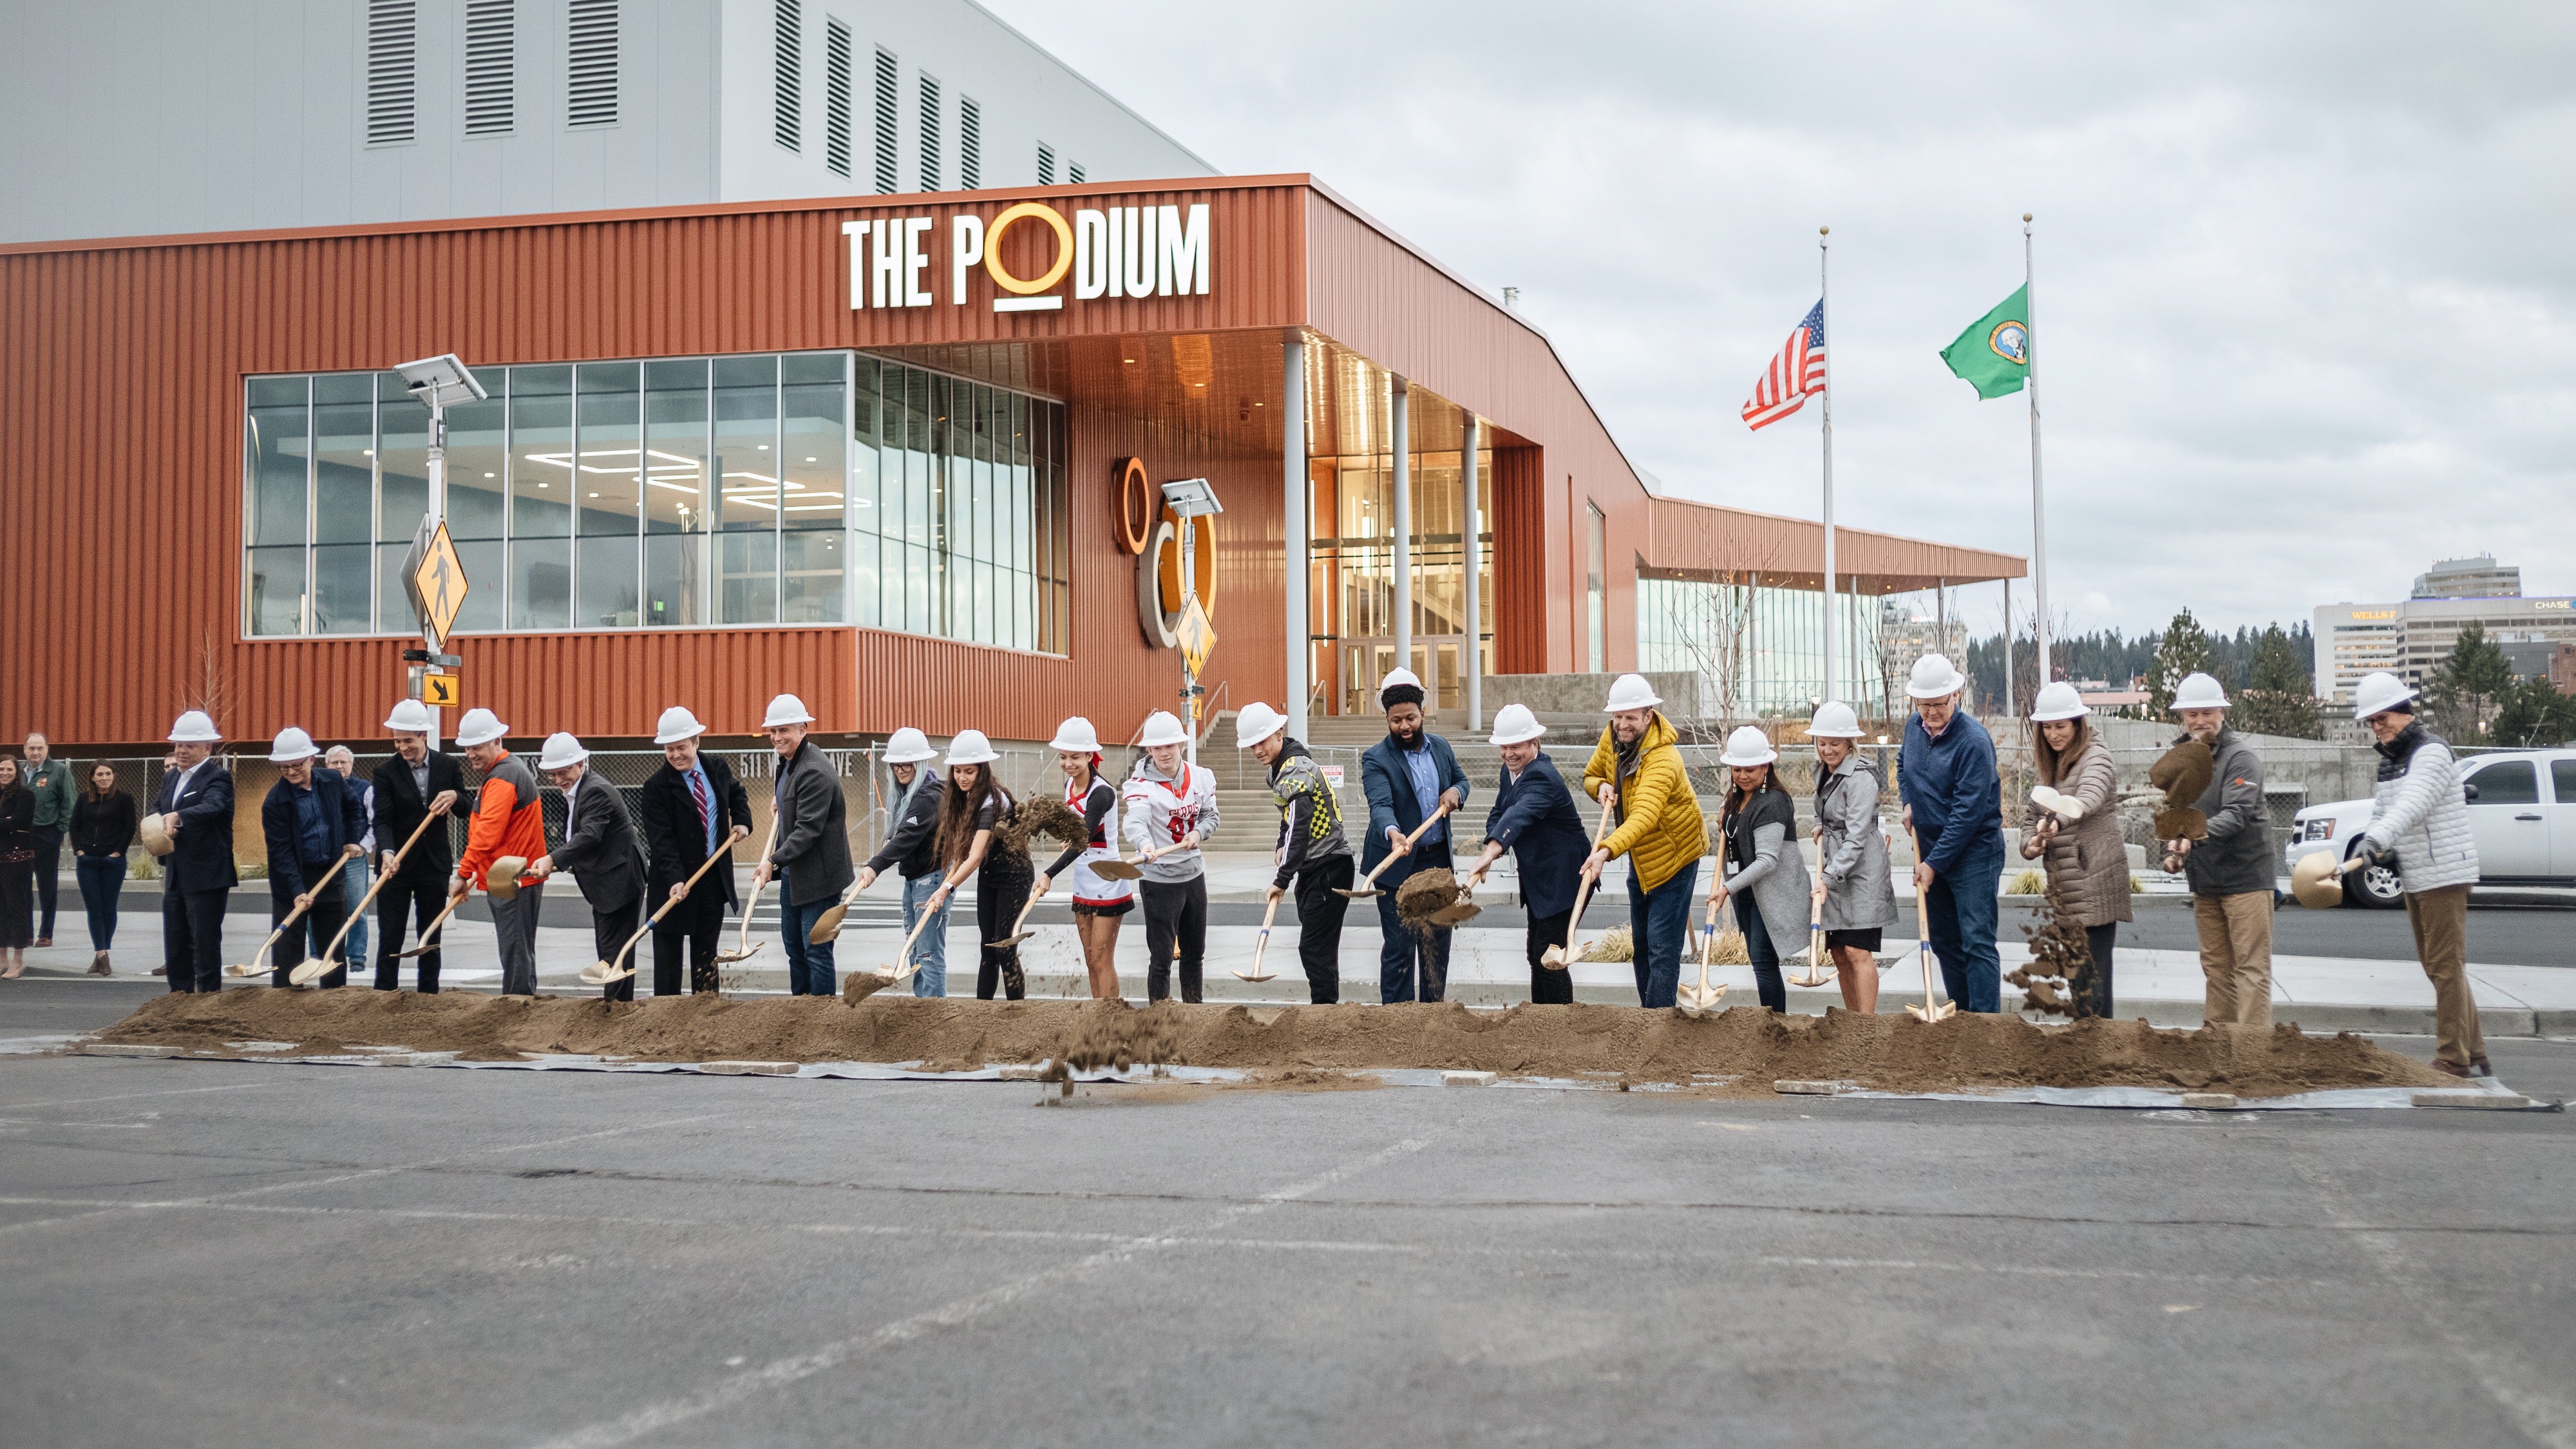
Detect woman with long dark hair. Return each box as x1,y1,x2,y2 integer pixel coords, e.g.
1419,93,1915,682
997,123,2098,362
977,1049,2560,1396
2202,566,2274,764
1807,704,1897,1014
923,732,1030,1001
2022,683,2131,1016
1709,726,1812,1013
1032,716,1130,1000
72,761,138,975
0,758,35,978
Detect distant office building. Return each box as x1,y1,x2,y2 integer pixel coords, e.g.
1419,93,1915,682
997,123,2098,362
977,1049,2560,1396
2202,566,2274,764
0,0,1211,245
2313,595,2576,708
2553,644,2576,697
2410,553,2521,600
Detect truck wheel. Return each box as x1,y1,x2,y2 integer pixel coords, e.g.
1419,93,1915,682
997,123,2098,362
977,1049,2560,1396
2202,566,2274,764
2343,846,2404,909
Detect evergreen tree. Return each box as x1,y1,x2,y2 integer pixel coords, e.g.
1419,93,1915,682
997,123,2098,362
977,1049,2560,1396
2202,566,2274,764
2145,608,2213,718
2491,676,2576,748
2233,625,2322,739
2425,622,2515,743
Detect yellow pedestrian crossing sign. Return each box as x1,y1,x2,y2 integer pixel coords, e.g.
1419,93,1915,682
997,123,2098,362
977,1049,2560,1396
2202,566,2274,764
1177,596,1217,677
408,520,469,646
421,672,461,708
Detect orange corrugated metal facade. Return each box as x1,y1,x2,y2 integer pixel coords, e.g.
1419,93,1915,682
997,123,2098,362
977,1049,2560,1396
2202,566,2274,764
0,173,2018,750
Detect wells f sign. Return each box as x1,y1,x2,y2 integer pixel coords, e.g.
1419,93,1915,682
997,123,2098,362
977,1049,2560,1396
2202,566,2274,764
843,201,1211,314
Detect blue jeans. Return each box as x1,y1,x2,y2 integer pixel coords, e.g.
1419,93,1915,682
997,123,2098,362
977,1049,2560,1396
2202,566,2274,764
1626,859,1699,1009
1736,891,1784,1012
1924,845,2004,1013
901,871,949,998
77,855,126,950
339,857,370,966
779,879,836,997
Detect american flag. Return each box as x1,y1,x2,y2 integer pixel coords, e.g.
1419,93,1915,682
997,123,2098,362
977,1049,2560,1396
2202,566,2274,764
1741,300,1827,431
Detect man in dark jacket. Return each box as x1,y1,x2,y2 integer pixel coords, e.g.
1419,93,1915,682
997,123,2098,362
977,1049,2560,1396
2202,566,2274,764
530,733,650,1001
1236,701,1352,1003
151,711,236,992
370,699,462,992
258,728,368,989
853,727,947,997
2164,672,2274,1028
21,734,75,947
1359,668,1470,1004
1463,705,1589,1004
1896,654,2005,1014
636,706,754,996
752,694,853,996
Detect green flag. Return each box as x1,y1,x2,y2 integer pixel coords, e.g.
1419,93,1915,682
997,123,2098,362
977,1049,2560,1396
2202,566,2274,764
1941,285,2030,399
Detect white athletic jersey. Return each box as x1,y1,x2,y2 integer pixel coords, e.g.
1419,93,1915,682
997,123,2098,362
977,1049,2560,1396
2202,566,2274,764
1120,761,1218,882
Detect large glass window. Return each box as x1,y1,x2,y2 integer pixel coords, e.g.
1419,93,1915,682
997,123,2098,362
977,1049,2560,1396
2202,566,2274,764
244,352,1057,650
1638,574,1881,718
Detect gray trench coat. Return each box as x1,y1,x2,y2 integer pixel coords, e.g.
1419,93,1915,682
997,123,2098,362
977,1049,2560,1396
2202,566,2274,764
1815,755,1899,933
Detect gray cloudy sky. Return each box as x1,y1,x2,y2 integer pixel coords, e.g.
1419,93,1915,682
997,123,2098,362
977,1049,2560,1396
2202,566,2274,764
987,0,2576,638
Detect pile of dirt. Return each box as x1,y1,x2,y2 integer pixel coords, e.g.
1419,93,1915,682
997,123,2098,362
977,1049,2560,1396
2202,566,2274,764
90,991,2454,1098
1393,869,1460,933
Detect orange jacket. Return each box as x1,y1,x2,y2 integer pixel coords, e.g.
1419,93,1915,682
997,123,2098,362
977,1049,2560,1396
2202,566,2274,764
457,751,547,889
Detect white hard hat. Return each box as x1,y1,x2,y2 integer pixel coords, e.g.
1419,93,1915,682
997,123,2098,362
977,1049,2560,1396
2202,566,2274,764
2351,671,2418,721
2170,672,2230,712
1488,703,1547,747
1050,716,1103,754
2030,681,2090,723
1376,667,1425,708
1138,710,1189,748
1719,725,1778,767
1906,654,1967,699
453,708,511,748
883,726,938,764
538,732,590,770
653,706,707,745
1807,701,1863,739
384,699,436,733
1233,702,1288,749
267,726,321,763
1605,673,1662,712
167,710,222,744
944,729,1000,766
762,693,814,728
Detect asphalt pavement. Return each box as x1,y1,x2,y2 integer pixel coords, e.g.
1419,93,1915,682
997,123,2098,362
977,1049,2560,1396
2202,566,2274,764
3,980,2571,1449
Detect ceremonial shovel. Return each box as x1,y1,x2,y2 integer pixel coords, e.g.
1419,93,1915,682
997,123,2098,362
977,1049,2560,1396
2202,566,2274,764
225,889,327,978
1336,802,1455,900
716,816,783,963
1788,892,1835,990
1903,826,1957,1022
392,894,467,958
582,840,737,986
1233,893,1282,983
2290,850,2369,910
1677,891,1727,1015
1539,797,1619,969
2029,785,2087,822
289,808,446,987
985,891,1045,951
877,896,947,985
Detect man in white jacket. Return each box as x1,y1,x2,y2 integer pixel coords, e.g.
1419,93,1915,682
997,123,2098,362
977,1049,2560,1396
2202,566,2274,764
2350,672,2488,1078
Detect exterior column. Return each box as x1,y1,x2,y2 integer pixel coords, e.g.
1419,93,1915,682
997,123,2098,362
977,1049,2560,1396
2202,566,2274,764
1390,374,1411,686
1283,333,1310,743
1461,415,1481,730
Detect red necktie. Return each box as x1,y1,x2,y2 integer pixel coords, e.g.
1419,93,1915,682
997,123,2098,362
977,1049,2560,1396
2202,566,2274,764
689,771,713,846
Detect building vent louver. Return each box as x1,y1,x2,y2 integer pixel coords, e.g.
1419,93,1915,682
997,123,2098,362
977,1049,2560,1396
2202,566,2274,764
823,20,851,176
872,48,899,194
959,96,981,189
918,74,941,191
365,0,418,147
1037,142,1055,185
463,0,515,136
567,0,618,127
1068,161,1084,184
772,0,801,149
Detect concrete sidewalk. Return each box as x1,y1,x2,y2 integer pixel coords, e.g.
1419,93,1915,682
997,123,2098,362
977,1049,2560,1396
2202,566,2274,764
22,892,2575,1041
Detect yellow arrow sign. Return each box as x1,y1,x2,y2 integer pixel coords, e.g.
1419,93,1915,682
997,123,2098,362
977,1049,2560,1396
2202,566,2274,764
412,521,469,644
421,672,461,708
1177,595,1217,677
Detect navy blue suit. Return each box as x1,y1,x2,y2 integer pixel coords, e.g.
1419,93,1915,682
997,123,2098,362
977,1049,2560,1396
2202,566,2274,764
1360,731,1471,1003
149,760,237,992
261,768,369,989
1484,750,1589,1003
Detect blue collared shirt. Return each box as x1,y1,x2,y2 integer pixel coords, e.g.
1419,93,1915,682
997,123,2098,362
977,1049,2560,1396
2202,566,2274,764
1403,743,1445,845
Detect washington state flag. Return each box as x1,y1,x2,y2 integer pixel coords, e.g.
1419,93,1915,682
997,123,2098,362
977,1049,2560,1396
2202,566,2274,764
1940,285,2030,399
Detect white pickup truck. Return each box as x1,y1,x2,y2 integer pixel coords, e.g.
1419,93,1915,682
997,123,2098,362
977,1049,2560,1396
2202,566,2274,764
2283,747,2576,906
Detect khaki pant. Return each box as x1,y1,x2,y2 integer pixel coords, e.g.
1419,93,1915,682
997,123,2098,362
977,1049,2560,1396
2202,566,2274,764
2404,885,2484,1066
2194,891,2274,1028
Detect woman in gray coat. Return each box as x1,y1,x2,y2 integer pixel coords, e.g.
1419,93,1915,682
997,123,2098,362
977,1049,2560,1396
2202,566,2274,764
1712,726,1812,1013
2020,683,2132,1017
1808,703,1897,1014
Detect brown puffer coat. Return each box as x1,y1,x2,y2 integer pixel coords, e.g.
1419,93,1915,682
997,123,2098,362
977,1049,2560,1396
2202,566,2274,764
2023,735,2134,927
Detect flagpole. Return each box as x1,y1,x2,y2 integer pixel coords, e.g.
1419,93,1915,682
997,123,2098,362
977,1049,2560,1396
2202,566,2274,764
1819,225,1835,713
2025,213,2050,685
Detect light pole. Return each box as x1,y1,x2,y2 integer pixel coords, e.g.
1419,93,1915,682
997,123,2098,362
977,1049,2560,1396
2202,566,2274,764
392,354,487,753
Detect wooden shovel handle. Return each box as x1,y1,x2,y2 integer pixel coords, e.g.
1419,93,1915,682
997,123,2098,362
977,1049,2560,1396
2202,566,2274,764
733,813,785,956
315,808,443,967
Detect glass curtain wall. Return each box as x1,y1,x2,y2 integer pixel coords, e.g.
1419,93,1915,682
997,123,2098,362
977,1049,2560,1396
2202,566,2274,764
1636,575,1882,718
1307,446,1495,714
243,351,1065,653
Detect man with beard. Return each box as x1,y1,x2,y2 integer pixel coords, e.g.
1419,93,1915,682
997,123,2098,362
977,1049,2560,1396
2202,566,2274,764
1358,668,1468,1003
1580,674,1707,1009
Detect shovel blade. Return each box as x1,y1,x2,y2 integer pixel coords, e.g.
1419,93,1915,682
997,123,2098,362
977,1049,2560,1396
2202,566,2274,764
285,958,336,987
1333,886,1381,899
578,959,635,985
807,904,848,943
1426,902,1482,927
842,971,898,1004
710,943,765,965
986,933,1034,949
1090,860,1142,880
486,856,527,902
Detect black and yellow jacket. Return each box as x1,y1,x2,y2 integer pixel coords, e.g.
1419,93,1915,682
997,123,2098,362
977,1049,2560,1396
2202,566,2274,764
1267,739,1350,889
